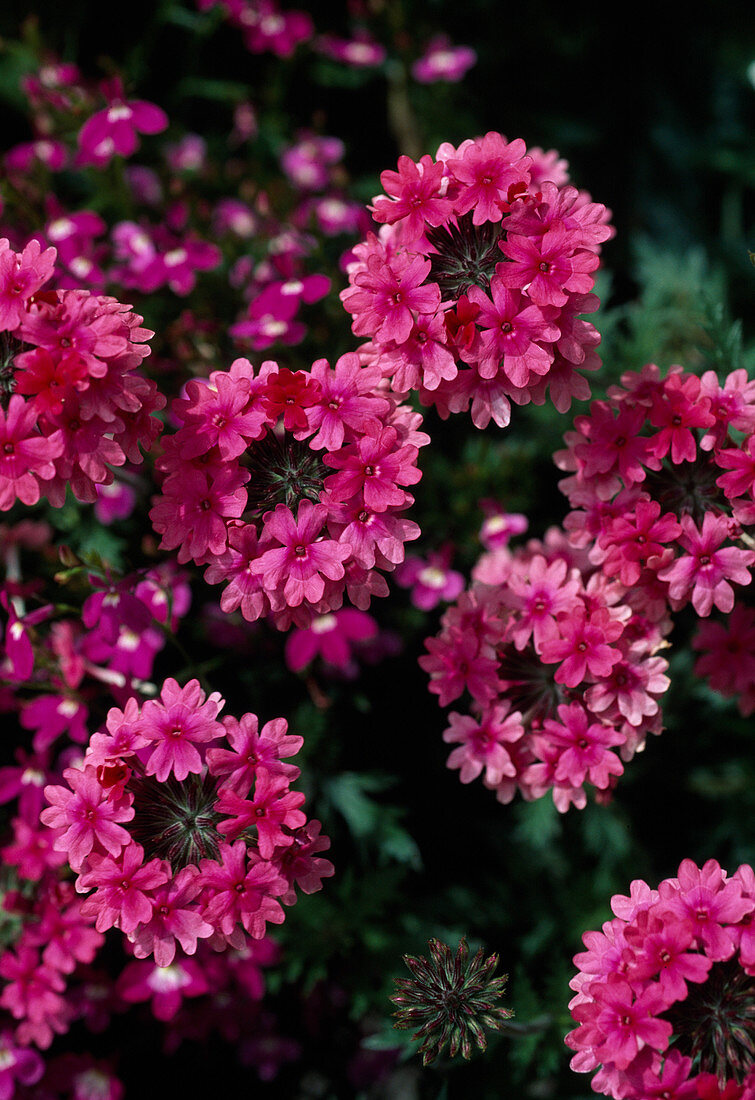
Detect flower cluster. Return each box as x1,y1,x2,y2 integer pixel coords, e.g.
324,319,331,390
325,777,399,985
556,364,755,714
0,238,164,509
341,132,613,429
150,352,428,629
40,678,333,966
566,859,755,1098
420,519,672,810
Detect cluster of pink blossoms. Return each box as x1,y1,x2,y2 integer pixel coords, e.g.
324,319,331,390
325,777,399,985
150,352,428,629
566,858,755,1098
0,237,163,509
40,678,333,967
420,517,672,811
556,363,755,715
341,132,613,429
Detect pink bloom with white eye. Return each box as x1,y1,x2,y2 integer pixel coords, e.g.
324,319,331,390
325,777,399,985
284,608,378,672
117,956,209,1021
139,677,225,783
250,499,352,607
412,37,477,84
657,512,755,616
77,79,168,167
479,506,528,550
315,31,386,68
394,548,465,610
41,765,134,872
0,1029,44,1095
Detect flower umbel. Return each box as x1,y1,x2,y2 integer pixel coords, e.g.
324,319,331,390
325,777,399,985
390,936,514,1065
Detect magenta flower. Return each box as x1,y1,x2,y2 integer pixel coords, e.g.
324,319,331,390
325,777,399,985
657,512,755,616
284,608,378,672
41,766,134,872
0,238,56,331
139,677,225,783
215,772,306,859
207,713,303,795
199,841,286,940
371,155,454,238
345,252,441,345
567,860,755,1097
77,78,168,166
78,844,169,934
465,279,559,387
411,37,477,84
395,547,465,611
251,500,352,607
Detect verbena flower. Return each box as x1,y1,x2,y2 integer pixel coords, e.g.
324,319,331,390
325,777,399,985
391,936,513,1065
151,353,427,629
41,678,333,964
566,859,755,1098
341,132,613,429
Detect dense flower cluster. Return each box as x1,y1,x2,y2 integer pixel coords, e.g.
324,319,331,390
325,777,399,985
341,132,613,428
556,364,755,715
150,352,428,629
0,238,164,509
40,678,333,966
566,859,755,1098
420,518,672,810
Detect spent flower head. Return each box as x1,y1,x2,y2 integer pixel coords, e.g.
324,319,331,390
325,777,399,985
391,936,513,1065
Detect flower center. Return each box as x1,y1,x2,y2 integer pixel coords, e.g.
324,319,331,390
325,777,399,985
242,428,327,517
644,452,728,524
425,212,505,297
129,771,223,871
662,957,755,1084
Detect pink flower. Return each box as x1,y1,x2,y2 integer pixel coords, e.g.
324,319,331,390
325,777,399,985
541,702,624,789
0,238,56,331
345,252,441,345
199,841,286,940
215,772,306,859
128,866,213,966
371,155,454,238
443,703,524,785
284,608,378,672
77,78,168,166
0,395,63,509
394,547,465,610
465,279,559,387
657,512,755,616
207,713,303,795
250,500,352,607
411,37,477,84
41,766,134,872
139,677,225,783
78,843,169,934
